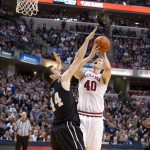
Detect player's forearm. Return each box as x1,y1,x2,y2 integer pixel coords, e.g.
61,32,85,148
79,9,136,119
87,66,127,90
57,63,62,71
79,55,93,69
103,53,111,70
74,39,89,61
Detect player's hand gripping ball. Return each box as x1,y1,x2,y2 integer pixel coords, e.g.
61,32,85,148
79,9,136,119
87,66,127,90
94,36,111,54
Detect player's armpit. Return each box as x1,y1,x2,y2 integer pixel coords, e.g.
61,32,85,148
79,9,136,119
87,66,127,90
102,68,111,84
61,80,70,91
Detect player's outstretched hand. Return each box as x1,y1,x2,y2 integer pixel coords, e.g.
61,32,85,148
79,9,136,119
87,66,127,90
86,26,97,41
89,43,100,58
53,51,61,64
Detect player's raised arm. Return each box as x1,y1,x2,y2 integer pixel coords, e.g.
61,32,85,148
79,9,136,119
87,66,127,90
53,51,62,71
101,53,111,84
74,43,100,80
61,27,97,90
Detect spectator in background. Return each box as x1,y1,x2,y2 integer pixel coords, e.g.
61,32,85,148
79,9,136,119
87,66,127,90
61,20,66,31
37,131,46,142
31,130,38,142
0,122,5,138
29,18,34,30
9,104,17,114
1,130,12,140
30,104,40,123
43,23,47,32
14,112,32,150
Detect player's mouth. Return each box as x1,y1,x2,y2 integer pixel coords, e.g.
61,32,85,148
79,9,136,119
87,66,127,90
94,62,97,64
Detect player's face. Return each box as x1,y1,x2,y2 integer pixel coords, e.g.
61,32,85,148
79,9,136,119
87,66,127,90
50,67,61,79
92,58,104,70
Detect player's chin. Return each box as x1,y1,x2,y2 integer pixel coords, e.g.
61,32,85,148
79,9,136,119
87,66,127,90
92,65,96,69
93,65,98,69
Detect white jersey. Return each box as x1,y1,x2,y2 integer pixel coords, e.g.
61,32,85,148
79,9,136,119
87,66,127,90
77,71,107,113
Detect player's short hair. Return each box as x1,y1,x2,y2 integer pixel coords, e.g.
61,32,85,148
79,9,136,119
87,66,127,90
42,66,54,83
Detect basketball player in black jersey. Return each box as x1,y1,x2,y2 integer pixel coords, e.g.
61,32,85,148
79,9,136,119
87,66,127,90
42,27,100,150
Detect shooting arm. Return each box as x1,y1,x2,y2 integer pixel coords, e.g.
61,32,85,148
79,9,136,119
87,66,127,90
74,55,92,80
74,43,100,80
102,53,111,84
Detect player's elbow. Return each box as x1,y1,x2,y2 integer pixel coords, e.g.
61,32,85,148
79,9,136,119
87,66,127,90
105,67,111,71
104,64,111,71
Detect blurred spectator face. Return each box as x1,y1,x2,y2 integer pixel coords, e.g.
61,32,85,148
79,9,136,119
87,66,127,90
34,130,38,136
134,137,138,143
106,135,110,141
22,112,27,121
113,136,118,144
41,132,46,138
115,130,119,136
5,131,10,137
92,58,104,71
141,138,145,143
8,116,13,122
124,135,128,143
47,135,51,141
143,134,148,139
35,104,39,109
12,123,15,129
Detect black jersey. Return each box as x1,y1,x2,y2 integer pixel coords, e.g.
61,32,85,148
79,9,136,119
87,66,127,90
50,79,80,126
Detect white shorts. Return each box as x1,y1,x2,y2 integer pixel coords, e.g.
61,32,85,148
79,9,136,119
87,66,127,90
79,114,104,150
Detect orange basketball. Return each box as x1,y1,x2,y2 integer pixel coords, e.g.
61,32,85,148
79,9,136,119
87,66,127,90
94,36,111,54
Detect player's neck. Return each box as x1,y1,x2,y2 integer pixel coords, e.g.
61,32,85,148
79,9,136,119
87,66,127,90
93,68,100,74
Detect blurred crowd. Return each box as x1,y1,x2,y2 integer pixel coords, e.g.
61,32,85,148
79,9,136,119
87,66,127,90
1,8,150,70
0,8,106,61
36,9,98,23
0,69,150,148
0,69,53,142
35,22,105,61
111,27,150,70
110,18,150,29
129,90,150,96
88,0,150,7
103,96,150,148
0,9,47,57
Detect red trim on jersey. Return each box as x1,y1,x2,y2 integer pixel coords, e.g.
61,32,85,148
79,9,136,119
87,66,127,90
78,110,103,117
78,110,103,115
78,113,102,118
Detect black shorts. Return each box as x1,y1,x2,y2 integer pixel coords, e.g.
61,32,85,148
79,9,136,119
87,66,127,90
51,121,85,150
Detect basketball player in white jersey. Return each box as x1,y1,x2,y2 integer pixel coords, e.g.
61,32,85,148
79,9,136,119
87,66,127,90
74,48,111,150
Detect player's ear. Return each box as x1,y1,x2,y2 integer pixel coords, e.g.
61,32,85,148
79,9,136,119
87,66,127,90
49,74,54,79
101,63,104,70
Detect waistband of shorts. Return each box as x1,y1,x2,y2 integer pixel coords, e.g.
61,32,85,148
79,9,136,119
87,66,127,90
53,121,79,126
78,110,103,118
